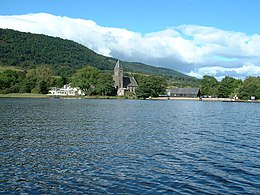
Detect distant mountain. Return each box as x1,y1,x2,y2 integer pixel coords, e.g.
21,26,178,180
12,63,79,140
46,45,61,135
0,28,199,85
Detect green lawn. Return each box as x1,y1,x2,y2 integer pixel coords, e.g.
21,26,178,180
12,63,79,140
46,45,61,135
0,93,49,98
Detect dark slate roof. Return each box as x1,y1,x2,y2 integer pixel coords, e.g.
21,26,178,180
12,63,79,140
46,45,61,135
123,76,138,88
169,88,200,95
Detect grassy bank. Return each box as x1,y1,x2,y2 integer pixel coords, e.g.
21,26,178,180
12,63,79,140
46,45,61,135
0,93,49,98
0,94,133,99
84,95,135,99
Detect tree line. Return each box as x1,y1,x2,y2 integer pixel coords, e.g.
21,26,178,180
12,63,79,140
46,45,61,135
1,66,259,100
0,67,66,94
200,75,260,100
0,66,167,98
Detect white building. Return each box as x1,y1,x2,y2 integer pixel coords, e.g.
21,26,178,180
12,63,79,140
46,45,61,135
47,84,85,96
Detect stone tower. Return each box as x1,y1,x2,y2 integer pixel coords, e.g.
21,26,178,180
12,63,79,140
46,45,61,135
114,60,123,89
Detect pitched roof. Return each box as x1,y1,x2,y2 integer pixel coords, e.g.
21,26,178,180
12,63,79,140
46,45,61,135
123,76,138,87
169,88,200,95
114,60,122,70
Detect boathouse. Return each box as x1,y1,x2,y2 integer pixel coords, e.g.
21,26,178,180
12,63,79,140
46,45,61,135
168,88,201,98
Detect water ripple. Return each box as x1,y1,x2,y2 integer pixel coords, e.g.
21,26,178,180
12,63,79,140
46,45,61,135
0,99,259,194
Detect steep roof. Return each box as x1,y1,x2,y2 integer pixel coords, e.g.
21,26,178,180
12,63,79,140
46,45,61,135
114,60,122,70
169,88,200,95
123,76,138,87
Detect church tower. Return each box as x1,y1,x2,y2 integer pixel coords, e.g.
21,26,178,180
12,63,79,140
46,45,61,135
114,60,123,89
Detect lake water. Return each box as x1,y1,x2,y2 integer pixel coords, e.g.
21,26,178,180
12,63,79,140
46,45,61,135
0,98,259,194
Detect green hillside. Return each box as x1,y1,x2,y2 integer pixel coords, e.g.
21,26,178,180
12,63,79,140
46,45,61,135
0,28,199,85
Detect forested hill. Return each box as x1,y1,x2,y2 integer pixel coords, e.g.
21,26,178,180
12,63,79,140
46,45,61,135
0,28,197,82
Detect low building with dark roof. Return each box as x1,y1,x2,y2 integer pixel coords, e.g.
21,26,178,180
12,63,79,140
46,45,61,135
123,76,138,93
168,88,201,98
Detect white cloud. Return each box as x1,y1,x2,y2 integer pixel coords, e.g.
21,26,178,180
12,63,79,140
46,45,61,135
0,13,260,79
187,63,260,80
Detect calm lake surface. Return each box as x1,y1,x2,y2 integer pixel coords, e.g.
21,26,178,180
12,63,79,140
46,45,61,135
0,98,259,194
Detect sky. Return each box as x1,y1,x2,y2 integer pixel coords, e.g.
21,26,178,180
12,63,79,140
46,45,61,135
0,0,260,79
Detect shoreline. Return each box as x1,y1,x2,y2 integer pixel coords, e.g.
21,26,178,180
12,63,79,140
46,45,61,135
149,96,260,103
0,94,129,100
0,93,259,103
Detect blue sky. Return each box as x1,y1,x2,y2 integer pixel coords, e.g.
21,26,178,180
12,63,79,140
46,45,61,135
0,0,260,79
1,0,259,34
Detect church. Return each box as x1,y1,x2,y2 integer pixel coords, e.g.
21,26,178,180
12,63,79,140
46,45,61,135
113,60,138,96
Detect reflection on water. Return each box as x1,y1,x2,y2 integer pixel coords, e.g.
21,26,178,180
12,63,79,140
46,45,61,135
0,98,259,194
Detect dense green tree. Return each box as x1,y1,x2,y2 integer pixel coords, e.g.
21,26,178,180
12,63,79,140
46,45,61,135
0,70,26,93
95,73,115,96
52,76,67,88
71,66,101,94
238,76,260,100
19,80,32,93
70,66,115,96
200,75,219,97
38,80,48,94
26,66,53,93
0,70,17,90
136,75,167,99
218,76,242,98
